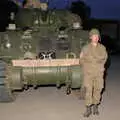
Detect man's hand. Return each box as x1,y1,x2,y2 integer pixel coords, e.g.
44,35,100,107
79,51,84,64
80,52,84,59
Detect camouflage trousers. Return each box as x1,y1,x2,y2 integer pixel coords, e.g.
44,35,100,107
83,71,104,106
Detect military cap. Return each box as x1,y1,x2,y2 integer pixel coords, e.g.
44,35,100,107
89,28,100,36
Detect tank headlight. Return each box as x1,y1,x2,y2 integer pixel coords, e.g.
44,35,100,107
6,42,11,48
73,22,80,29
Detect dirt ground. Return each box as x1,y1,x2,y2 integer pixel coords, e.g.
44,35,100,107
0,55,120,120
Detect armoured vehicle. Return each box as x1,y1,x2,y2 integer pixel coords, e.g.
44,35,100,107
0,2,89,102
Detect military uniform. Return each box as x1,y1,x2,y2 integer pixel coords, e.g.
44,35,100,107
80,28,108,117
32,1,61,32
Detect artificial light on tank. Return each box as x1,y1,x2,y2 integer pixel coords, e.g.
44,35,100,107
4,33,11,48
6,42,11,48
73,22,82,29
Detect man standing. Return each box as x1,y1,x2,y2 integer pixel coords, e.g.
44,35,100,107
80,28,108,117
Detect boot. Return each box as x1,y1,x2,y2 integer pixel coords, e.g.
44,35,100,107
83,106,92,117
93,104,99,115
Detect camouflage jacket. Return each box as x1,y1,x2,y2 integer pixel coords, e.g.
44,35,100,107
80,43,108,72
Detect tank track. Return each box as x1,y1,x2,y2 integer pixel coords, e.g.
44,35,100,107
0,85,14,102
0,61,14,102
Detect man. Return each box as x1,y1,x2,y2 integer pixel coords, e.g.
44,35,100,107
33,0,61,32
80,28,108,117
39,1,50,25
38,1,60,27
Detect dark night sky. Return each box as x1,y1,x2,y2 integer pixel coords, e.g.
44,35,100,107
83,0,120,20
15,0,120,20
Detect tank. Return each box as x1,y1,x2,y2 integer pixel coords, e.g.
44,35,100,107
0,7,89,102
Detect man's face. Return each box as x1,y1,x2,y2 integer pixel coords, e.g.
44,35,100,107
90,34,99,43
40,3,48,11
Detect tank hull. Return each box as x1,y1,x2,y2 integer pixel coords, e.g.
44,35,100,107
0,60,83,102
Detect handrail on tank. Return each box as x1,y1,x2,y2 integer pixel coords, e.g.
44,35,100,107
66,52,76,59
